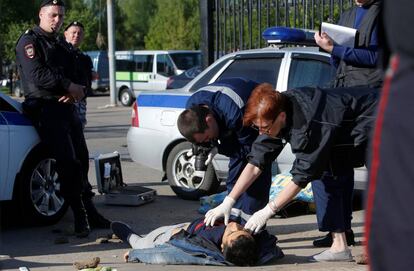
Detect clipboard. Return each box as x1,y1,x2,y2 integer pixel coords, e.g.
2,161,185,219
320,22,358,48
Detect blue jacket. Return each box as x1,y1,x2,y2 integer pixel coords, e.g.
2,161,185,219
186,77,259,158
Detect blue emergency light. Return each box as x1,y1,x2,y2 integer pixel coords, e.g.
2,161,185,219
262,26,316,46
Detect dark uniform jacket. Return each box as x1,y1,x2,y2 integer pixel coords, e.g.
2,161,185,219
186,77,259,158
334,0,383,88
16,26,75,99
248,86,379,188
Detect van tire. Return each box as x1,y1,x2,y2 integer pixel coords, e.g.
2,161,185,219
119,88,134,107
166,142,220,200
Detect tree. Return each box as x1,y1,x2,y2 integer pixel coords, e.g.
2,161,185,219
145,0,200,50
118,0,157,49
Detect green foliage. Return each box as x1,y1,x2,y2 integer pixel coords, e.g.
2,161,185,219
118,0,157,49
3,21,35,62
145,0,200,50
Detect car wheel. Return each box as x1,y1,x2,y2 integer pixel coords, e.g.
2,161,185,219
17,148,68,225
166,142,220,200
119,88,134,106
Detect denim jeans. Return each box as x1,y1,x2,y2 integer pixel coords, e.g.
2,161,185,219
128,243,227,266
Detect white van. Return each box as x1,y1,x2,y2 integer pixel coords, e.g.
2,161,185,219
115,50,201,106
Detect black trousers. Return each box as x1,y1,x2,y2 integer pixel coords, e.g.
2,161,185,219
23,99,90,201
366,55,414,271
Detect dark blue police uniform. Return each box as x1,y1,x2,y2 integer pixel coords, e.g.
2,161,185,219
186,78,272,222
16,23,90,235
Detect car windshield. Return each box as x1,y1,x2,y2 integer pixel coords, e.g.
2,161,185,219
170,53,202,70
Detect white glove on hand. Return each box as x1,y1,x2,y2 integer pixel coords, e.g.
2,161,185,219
205,147,218,166
244,204,275,234
204,196,235,226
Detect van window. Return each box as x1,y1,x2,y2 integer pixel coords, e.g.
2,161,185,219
117,59,134,71
134,55,153,73
170,53,201,70
157,54,175,77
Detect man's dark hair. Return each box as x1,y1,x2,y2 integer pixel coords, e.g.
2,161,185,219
223,235,258,266
177,105,211,142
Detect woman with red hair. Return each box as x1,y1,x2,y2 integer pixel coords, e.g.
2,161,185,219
205,83,379,262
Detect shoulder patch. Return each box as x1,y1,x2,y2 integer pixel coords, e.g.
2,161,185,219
24,44,35,58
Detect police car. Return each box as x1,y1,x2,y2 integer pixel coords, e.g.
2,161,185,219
0,93,67,224
127,27,368,199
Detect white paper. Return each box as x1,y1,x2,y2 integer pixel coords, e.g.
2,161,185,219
321,22,357,48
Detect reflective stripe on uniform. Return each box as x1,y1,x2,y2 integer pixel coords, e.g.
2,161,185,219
199,85,245,109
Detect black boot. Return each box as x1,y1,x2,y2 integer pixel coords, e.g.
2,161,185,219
313,230,355,247
82,197,111,229
69,198,90,238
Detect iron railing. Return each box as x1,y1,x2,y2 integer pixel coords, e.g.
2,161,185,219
200,0,354,67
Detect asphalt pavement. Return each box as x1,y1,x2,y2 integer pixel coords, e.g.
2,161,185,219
0,96,368,271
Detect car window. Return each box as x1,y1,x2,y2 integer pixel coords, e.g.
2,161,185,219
288,53,335,89
157,54,175,77
170,53,202,70
216,56,283,87
189,58,232,91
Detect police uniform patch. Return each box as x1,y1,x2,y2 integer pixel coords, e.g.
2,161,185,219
24,44,35,58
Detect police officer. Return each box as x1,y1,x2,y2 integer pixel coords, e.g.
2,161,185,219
60,21,111,229
62,21,95,129
16,0,93,237
177,77,272,226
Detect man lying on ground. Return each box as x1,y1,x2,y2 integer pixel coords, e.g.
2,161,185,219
111,218,283,266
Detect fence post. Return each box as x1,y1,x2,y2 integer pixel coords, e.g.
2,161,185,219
200,0,215,68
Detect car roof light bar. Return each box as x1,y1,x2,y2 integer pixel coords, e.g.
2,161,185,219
262,26,317,47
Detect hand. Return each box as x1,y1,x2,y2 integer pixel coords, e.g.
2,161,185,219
58,95,76,103
244,204,275,234
68,82,85,101
204,196,235,226
205,147,218,165
314,31,334,53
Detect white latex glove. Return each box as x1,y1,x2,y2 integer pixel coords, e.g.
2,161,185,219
204,196,235,226
205,147,218,166
244,204,275,234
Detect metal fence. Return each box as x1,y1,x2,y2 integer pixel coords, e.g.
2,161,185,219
200,0,354,66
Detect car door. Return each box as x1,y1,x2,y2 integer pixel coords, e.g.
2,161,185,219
277,52,336,172
0,97,10,200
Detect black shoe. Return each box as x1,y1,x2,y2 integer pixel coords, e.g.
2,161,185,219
313,230,355,247
111,221,135,243
88,212,111,229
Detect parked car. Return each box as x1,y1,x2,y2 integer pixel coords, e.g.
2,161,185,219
0,92,68,224
166,66,203,89
126,27,367,200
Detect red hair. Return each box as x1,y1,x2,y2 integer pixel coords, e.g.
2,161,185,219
243,83,286,127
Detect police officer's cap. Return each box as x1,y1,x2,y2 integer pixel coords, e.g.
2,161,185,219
64,21,84,31
40,0,65,9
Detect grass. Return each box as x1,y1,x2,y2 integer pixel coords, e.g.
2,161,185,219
1,86,12,95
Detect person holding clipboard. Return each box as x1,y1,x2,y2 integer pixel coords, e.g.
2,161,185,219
312,0,383,250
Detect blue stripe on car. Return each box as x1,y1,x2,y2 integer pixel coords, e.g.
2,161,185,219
1,112,33,126
137,95,189,108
